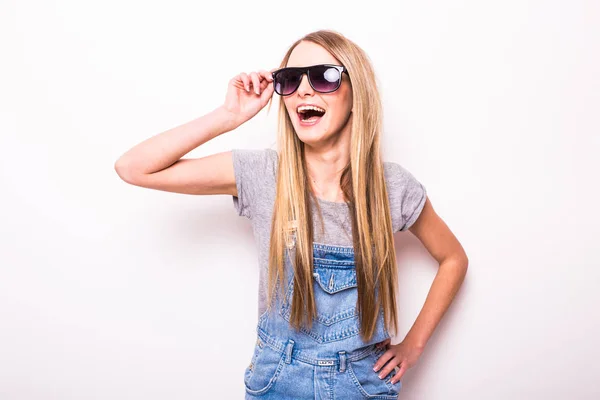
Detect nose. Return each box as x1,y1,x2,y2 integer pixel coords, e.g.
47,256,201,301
296,73,314,96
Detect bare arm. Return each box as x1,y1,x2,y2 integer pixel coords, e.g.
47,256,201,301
114,69,275,196
114,107,240,195
373,196,468,384
403,196,468,348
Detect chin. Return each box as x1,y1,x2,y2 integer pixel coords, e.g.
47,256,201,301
295,129,338,147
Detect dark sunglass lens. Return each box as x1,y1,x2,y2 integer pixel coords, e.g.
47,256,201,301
275,69,302,95
310,66,341,92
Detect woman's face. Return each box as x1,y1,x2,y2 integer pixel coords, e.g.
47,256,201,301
283,41,353,146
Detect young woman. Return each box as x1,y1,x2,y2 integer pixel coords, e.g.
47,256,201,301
115,30,468,399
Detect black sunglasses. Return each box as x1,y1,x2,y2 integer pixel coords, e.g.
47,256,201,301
271,64,349,96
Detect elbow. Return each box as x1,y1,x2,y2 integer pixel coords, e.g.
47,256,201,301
114,158,138,184
447,253,469,276
459,254,469,278
458,252,469,272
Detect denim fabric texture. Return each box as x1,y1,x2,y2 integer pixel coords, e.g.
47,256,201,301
243,242,402,399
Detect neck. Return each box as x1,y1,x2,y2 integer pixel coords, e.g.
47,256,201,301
304,117,352,203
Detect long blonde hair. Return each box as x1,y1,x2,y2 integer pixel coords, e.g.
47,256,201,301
265,30,398,342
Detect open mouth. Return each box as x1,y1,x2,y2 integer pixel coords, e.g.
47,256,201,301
297,105,326,124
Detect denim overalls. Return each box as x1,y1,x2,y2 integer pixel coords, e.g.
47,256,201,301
243,242,402,399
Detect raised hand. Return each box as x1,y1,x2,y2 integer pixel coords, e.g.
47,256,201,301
221,69,275,126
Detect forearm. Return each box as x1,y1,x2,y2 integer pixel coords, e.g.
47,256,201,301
403,257,468,348
115,105,241,177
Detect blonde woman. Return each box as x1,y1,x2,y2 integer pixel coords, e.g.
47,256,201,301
115,30,468,399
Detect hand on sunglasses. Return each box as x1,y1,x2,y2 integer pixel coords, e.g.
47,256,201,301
222,69,275,126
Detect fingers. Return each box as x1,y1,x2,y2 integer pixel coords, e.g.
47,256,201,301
376,356,400,382
390,363,407,384
251,70,274,95
376,338,391,349
234,72,250,92
259,80,274,104
233,69,274,95
249,72,261,95
259,69,274,83
373,349,395,375
259,78,270,91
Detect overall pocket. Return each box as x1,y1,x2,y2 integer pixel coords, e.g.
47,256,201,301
243,338,287,395
346,346,402,399
279,243,361,343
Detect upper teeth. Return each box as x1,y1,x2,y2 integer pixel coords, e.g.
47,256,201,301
297,105,325,113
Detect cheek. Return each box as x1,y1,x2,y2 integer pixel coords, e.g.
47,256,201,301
283,100,295,120
325,103,351,129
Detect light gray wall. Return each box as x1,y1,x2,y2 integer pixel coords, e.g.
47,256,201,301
1,0,598,399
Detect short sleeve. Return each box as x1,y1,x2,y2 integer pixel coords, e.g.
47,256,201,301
385,162,428,232
231,148,278,219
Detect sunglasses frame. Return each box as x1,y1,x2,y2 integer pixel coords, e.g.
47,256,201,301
271,64,349,96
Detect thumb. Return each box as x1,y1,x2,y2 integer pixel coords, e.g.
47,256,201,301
260,81,274,104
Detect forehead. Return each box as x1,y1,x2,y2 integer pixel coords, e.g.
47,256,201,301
286,41,341,67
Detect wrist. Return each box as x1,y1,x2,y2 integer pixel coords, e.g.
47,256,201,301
403,332,428,350
215,105,243,131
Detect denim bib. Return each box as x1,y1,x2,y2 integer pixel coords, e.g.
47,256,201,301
244,242,402,399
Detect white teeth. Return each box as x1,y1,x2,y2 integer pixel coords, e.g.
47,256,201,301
297,105,326,114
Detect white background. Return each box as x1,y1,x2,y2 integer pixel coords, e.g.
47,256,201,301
1,1,599,399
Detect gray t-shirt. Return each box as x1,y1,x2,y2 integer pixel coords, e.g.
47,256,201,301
231,148,427,317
